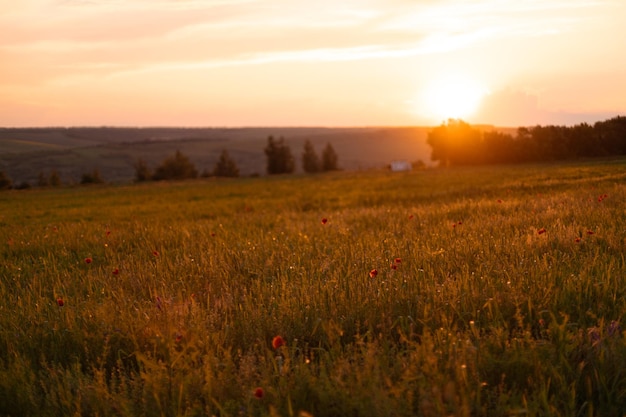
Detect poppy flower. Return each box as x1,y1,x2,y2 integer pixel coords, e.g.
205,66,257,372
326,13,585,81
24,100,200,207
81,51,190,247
369,269,378,278
56,297,64,307
272,335,285,349
253,387,265,399
574,237,581,243
390,263,398,270
408,215,414,220
394,258,401,264
537,228,546,235
175,334,183,343
112,268,119,275
497,199,503,203
106,230,111,236
321,218,328,225
84,257,93,264
586,230,594,235
152,250,159,257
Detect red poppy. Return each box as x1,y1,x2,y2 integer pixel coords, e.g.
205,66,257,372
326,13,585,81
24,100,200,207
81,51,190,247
586,230,594,235
408,215,414,220
253,387,265,399
272,335,285,349
57,297,64,307
106,230,111,236
497,199,503,203
537,228,546,235
152,250,159,257
175,334,183,343
394,258,401,264
321,218,328,225
112,268,119,275
575,237,581,243
84,257,93,264
369,269,378,278
390,263,398,270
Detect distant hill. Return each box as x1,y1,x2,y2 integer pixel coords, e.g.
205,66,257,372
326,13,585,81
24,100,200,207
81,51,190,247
0,127,437,184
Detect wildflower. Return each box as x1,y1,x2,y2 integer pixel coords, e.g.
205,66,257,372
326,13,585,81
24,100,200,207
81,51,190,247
253,387,265,399
408,214,414,220
497,199,503,203
175,333,183,343
152,250,159,257
586,230,594,235
369,269,378,278
390,263,398,270
608,320,622,337
272,335,285,349
537,228,546,235
574,237,581,243
106,230,111,236
56,297,64,307
84,257,93,264
112,268,119,275
321,218,328,225
394,258,401,264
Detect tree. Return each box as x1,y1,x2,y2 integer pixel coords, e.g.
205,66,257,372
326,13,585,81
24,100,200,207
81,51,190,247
37,171,49,187
134,159,152,182
321,143,339,171
301,140,320,173
264,136,295,175
80,169,104,185
0,171,12,190
213,150,240,177
49,170,62,187
153,150,198,181
427,119,481,166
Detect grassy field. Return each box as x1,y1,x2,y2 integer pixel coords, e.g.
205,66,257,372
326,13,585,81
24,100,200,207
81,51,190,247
1,160,626,416
0,127,435,184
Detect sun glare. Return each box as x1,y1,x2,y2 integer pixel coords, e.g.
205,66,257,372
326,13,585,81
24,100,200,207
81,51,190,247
415,75,486,122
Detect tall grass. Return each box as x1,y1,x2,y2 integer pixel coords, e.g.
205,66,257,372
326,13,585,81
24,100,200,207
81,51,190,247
1,160,625,416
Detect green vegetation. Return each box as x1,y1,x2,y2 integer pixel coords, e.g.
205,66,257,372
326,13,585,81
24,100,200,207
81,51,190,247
1,160,626,416
428,116,626,166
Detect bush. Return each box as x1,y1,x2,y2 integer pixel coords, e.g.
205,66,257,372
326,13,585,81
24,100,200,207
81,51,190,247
0,171,13,190
80,169,104,185
153,151,198,181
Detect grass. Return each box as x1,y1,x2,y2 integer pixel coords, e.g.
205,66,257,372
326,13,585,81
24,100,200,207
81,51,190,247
1,160,626,416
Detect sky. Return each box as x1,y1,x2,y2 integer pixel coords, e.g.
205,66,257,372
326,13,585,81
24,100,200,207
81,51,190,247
1,0,625,127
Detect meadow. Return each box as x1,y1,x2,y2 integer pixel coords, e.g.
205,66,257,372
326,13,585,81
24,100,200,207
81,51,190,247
1,160,626,416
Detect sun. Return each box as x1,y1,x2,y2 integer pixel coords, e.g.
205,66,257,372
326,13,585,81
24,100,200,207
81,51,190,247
414,74,487,123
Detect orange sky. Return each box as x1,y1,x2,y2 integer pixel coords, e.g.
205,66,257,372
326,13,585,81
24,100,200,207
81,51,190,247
1,0,625,127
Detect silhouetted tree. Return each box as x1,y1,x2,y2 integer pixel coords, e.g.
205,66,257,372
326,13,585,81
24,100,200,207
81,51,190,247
37,171,49,187
321,143,339,171
134,158,152,182
0,171,12,190
80,169,104,185
265,136,295,175
301,140,321,173
49,170,62,187
427,119,483,166
213,150,240,177
153,150,198,181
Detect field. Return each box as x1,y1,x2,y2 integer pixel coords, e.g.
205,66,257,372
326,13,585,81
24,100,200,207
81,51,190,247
0,127,437,184
1,160,626,416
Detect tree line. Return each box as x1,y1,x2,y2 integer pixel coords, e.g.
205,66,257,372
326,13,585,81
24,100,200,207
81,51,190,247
0,136,339,189
427,116,626,166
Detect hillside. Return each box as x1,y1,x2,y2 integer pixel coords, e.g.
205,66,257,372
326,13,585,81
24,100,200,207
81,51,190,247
0,127,435,184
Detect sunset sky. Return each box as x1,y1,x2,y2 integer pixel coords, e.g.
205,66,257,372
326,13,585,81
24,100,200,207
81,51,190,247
1,0,625,127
